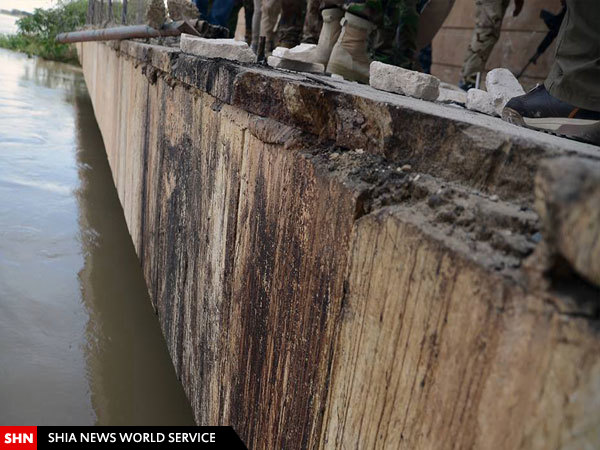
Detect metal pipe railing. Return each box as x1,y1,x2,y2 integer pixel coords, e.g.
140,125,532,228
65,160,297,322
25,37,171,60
56,20,194,43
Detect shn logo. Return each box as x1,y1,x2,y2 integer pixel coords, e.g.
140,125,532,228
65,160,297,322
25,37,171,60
4,434,34,444
0,427,37,449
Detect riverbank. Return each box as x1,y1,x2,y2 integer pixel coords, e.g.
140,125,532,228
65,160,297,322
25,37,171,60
0,0,86,64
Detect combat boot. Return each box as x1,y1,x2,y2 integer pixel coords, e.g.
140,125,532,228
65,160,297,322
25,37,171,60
326,12,375,84
285,7,344,67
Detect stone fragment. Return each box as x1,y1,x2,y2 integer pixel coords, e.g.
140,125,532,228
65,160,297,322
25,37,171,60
437,88,466,105
485,68,525,115
369,61,440,101
267,56,324,73
146,0,167,29
167,0,200,20
180,35,256,63
466,88,497,116
272,44,316,59
535,157,600,287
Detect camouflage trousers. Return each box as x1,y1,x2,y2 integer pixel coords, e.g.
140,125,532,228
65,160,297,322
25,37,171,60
316,0,419,69
260,0,303,48
460,0,509,83
303,0,323,44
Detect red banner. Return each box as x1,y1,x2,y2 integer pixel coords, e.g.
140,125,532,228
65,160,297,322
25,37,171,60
0,427,37,450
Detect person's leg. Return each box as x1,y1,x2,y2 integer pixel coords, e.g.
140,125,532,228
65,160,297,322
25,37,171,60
460,0,509,88
416,0,455,51
284,2,344,68
368,0,420,69
260,0,281,51
545,0,600,111
326,2,377,82
252,0,262,50
277,0,304,47
243,0,254,43
195,0,209,18
503,0,600,144
208,0,237,27
303,0,323,43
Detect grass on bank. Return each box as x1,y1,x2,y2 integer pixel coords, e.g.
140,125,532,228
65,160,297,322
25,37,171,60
0,0,87,64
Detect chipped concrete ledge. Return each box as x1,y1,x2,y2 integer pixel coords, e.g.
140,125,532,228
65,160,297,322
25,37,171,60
111,39,599,204
77,40,600,449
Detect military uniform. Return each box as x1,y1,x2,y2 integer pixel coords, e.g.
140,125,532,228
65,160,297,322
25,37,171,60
260,0,303,49
460,0,509,85
545,0,600,111
308,0,419,68
303,0,323,43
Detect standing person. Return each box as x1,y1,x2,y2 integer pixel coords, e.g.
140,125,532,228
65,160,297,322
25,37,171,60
285,0,420,83
503,0,600,145
252,0,262,50
260,0,303,51
194,0,236,27
303,0,323,43
459,0,524,90
415,0,454,55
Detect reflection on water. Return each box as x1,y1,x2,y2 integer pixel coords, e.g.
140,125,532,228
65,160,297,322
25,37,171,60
0,48,194,425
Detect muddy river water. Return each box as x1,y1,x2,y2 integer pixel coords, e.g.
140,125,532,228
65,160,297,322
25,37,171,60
0,48,195,425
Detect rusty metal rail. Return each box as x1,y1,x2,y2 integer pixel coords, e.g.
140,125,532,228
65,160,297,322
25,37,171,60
56,20,196,44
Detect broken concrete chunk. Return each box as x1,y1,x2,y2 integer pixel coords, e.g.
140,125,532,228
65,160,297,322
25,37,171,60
535,157,600,287
466,88,497,116
369,61,440,101
437,88,466,105
272,44,316,59
485,68,525,115
267,56,324,73
180,34,256,63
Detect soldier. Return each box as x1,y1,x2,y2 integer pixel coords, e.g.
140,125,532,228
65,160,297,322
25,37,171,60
260,0,304,50
459,0,524,90
303,0,323,44
286,0,420,83
503,0,599,145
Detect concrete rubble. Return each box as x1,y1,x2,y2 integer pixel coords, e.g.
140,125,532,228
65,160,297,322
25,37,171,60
436,87,467,105
466,88,498,116
272,44,315,59
485,68,525,115
369,61,440,101
180,35,255,63
535,157,600,286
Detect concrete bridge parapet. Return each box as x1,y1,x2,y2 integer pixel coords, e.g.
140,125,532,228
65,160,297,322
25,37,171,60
78,40,600,449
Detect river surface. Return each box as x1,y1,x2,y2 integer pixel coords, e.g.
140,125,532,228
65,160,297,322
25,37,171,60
0,48,195,425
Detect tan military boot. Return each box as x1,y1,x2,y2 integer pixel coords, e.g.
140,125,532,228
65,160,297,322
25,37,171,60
285,7,344,67
326,12,375,84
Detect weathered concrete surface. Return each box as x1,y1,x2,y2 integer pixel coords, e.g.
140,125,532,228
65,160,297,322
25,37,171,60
78,40,600,449
535,157,600,287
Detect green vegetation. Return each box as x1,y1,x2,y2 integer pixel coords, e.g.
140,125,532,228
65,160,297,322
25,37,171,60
0,0,87,64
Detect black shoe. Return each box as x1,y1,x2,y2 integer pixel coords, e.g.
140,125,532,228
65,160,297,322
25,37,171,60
503,85,600,145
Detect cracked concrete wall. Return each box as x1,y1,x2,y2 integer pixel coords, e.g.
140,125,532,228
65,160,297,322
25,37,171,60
78,41,600,449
